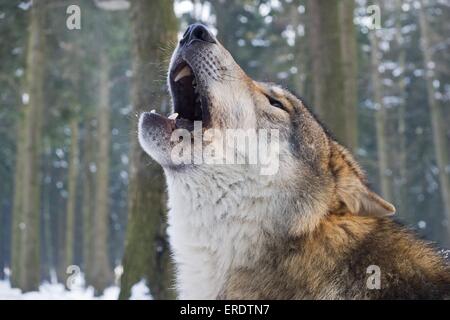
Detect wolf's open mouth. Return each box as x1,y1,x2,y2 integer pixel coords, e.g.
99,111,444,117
165,59,209,132
144,24,218,134
171,61,203,122
145,58,207,133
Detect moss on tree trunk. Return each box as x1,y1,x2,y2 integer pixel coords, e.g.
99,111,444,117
306,0,349,146
370,28,393,203
64,118,79,276
119,0,177,300
11,0,47,292
91,54,113,295
339,0,358,152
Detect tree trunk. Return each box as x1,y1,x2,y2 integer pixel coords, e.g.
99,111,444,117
306,0,348,146
370,29,393,203
91,54,113,295
65,118,79,274
81,120,96,286
11,121,25,288
394,0,409,220
119,0,177,300
214,0,239,57
286,0,306,98
0,183,4,280
11,0,46,292
339,0,358,152
41,137,54,282
418,1,450,244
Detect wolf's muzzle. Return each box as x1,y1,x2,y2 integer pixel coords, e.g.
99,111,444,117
180,23,216,47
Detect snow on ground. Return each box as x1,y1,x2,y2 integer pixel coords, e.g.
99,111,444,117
5,250,447,300
0,280,119,300
0,274,152,300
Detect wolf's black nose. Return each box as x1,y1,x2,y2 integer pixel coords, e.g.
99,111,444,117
180,23,216,46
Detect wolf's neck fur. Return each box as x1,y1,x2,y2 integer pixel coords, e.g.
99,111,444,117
165,165,303,299
165,165,329,299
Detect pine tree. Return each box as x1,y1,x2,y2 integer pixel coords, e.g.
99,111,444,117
370,27,394,203
91,53,114,294
305,0,351,147
119,0,177,300
418,0,450,245
11,0,47,292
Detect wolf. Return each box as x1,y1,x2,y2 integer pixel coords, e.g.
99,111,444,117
138,24,450,299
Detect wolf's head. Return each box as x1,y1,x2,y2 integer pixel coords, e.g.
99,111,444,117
139,24,395,221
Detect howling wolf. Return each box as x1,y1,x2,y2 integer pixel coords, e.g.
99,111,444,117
138,24,450,299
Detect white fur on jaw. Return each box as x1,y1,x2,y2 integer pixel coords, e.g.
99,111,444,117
165,165,285,299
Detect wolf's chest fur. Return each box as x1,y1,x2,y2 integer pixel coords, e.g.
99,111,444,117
165,167,286,299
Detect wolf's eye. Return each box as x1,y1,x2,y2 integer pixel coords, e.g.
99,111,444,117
266,95,285,110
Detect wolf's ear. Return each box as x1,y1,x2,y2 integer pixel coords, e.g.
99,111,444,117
330,142,395,217
336,175,396,216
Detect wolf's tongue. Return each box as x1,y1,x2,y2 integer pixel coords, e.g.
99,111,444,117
174,65,192,82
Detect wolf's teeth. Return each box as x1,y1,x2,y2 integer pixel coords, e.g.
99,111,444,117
174,65,192,82
150,109,156,113
168,113,178,120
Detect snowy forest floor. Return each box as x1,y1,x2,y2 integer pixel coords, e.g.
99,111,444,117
0,274,151,300
1,250,448,299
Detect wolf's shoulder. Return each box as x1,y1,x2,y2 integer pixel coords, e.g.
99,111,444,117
222,213,450,299
321,213,448,271
321,214,450,299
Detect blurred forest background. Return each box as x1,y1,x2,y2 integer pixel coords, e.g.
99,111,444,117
0,0,449,299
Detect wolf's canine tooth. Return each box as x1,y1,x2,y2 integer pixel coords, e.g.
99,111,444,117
174,65,192,82
168,113,179,120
